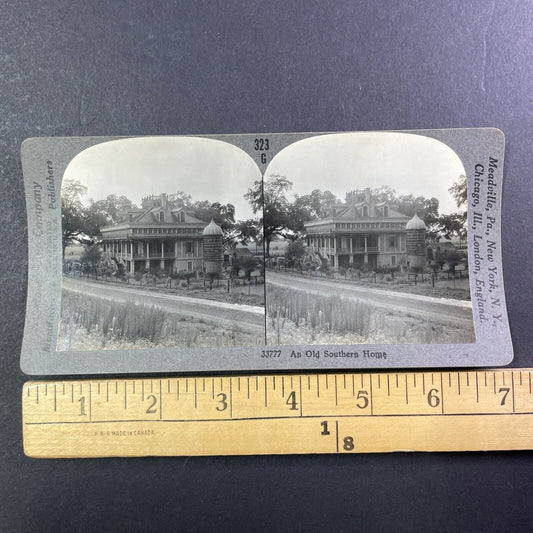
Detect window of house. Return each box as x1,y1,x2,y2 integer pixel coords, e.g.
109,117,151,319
383,206,389,217
362,205,369,216
389,236,396,248
180,212,185,222
391,255,396,265
186,241,193,254
187,261,193,271
159,211,165,222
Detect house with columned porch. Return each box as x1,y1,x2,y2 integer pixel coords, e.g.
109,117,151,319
100,193,208,275
304,188,410,270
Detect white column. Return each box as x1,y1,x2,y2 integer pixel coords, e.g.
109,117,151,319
364,235,368,264
146,241,150,270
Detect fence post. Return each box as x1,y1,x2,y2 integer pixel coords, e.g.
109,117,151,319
227,279,230,293
432,273,435,288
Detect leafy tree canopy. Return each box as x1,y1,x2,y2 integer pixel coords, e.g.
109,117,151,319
61,179,90,254
244,174,295,256
192,200,236,234
449,174,467,208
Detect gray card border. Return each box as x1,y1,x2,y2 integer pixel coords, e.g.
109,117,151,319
20,128,512,375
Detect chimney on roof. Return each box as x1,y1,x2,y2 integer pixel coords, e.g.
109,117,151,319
161,193,168,209
365,187,371,203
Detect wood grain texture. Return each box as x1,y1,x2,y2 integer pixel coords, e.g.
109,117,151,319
23,370,533,457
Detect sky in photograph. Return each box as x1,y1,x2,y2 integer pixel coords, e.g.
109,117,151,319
63,137,262,220
265,132,465,215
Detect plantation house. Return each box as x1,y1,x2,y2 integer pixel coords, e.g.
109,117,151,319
100,193,209,274
304,188,411,269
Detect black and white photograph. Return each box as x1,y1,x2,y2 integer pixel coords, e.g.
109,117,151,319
264,132,476,345
58,136,265,350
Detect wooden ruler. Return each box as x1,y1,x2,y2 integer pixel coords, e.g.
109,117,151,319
23,369,533,457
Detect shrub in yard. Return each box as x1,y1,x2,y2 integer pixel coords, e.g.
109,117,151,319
441,249,463,274
286,240,306,266
375,265,399,275
80,245,102,273
172,271,196,281
233,256,260,280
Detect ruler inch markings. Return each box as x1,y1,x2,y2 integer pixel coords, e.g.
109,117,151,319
229,378,233,419
299,375,303,417
440,372,444,415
